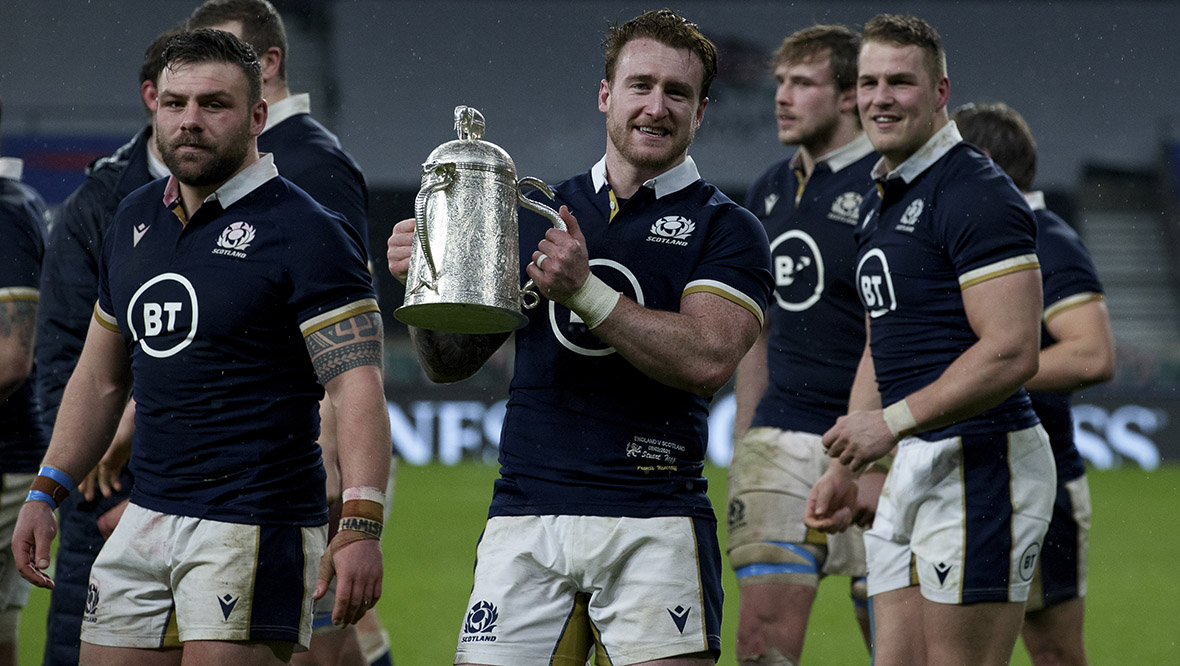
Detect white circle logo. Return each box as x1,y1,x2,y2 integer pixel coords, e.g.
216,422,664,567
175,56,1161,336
769,229,824,312
126,273,199,358
550,259,643,356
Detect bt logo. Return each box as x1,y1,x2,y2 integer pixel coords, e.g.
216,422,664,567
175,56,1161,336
855,249,896,317
127,273,199,358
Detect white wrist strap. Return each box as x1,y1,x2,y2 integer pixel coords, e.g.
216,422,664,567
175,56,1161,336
566,274,619,329
342,485,387,507
882,399,918,439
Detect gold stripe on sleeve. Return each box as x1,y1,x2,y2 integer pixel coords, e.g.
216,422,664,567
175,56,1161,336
958,254,1040,291
1044,292,1105,324
0,286,39,302
299,298,381,336
94,303,120,332
682,280,765,327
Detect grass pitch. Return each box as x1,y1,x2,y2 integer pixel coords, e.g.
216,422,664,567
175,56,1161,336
18,463,1180,665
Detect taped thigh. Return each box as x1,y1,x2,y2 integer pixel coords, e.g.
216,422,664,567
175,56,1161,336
729,541,825,587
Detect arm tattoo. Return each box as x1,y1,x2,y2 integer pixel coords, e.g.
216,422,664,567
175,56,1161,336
0,300,38,358
306,312,384,385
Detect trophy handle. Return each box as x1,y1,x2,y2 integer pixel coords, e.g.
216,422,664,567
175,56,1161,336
411,162,457,291
517,176,566,310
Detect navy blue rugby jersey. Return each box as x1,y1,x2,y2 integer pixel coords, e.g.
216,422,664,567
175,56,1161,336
492,156,773,521
95,155,378,526
0,158,49,473
854,124,1040,440
1025,192,1104,481
260,94,370,253
746,135,876,435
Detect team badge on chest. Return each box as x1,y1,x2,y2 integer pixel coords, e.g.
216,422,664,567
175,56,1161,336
647,215,695,246
828,191,862,225
213,221,257,258
896,198,924,233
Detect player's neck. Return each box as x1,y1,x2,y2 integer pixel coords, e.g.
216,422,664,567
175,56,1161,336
797,120,861,179
263,80,291,106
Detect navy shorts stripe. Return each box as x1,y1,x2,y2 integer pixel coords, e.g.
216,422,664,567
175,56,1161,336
693,517,724,658
1039,481,1081,606
962,433,1014,604
250,525,306,642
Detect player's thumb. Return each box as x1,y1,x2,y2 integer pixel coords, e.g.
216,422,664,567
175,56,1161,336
314,549,336,600
559,205,582,240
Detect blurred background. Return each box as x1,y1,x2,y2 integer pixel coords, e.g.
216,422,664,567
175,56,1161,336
4,0,1178,469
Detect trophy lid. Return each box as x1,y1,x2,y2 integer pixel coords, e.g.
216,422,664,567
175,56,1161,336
423,105,515,175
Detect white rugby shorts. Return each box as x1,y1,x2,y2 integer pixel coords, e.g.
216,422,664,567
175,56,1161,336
454,514,722,666
727,427,867,580
0,473,36,614
1026,472,1091,612
866,424,1056,604
81,503,327,649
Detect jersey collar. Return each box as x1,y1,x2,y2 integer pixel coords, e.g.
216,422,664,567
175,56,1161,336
1024,190,1046,211
162,153,280,211
591,155,701,199
870,121,963,184
145,140,170,179
264,93,311,133
0,157,23,181
793,132,875,174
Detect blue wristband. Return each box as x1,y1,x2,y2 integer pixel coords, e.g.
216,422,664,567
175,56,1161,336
38,465,77,493
26,489,57,510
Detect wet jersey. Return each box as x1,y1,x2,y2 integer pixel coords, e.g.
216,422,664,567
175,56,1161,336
491,156,773,521
0,157,49,473
260,94,370,254
1025,193,1103,482
96,155,378,526
746,135,876,435
855,124,1040,440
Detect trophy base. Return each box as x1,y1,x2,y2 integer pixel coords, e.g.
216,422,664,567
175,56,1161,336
394,301,528,334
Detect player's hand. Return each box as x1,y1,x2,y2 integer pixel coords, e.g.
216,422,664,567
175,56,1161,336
526,206,591,304
804,464,859,533
97,499,130,540
821,409,897,472
314,531,382,626
852,469,886,528
386,218,415,285
12,501,58,588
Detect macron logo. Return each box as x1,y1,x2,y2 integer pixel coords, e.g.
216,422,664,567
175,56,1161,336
133,223,150,247
667,605,691,634
218,594,239,620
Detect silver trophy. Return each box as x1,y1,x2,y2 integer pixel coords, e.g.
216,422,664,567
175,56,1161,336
395,106,565,334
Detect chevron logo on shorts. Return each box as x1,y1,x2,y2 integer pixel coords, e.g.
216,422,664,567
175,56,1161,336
667,605,691,633
934,562,952,585
218,593,239,620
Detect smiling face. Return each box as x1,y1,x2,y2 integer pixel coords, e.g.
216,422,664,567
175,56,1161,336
857,40,949,170
599,37,707,181
154,59,265,189
774,53,855,155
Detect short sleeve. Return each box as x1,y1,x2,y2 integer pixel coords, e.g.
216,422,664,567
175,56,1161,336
683,203,773,326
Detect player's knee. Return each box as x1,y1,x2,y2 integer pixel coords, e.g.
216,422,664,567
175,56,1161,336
738,647,798,666
0,606,21,644
850,575,869,610
729,541,822,587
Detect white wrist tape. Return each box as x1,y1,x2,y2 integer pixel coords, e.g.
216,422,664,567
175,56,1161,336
565,274,619,329
342,485,387,507
882,399,918,439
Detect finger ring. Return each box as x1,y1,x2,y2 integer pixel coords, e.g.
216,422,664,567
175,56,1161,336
536,253,548,269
